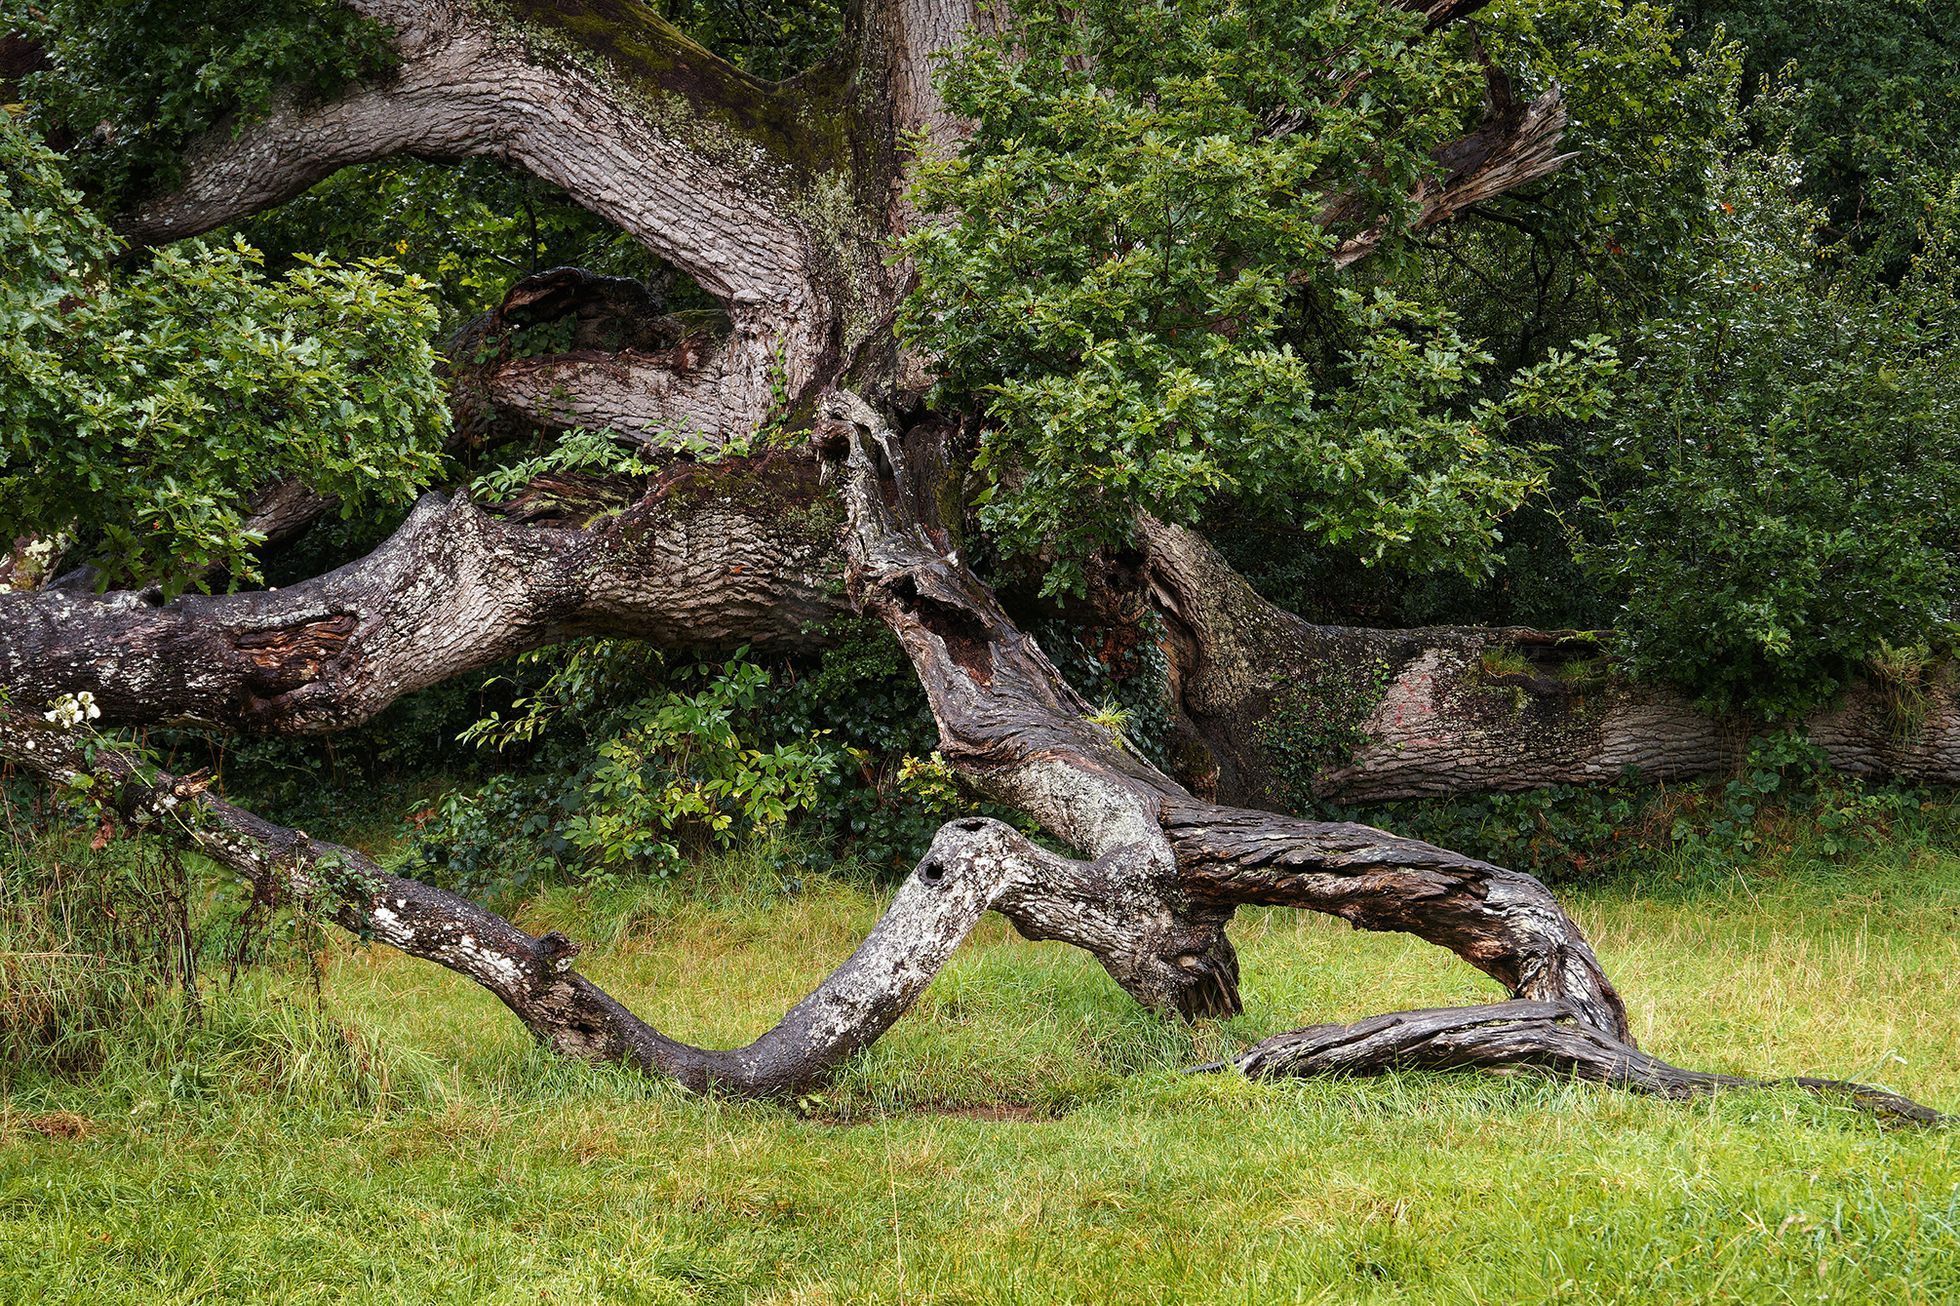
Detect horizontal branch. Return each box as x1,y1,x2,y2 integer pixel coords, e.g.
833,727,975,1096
0,453,848,733
1139,518,1960,803
0,704,1052,1097
1163,800,1627,1039
1213,1001,1945,1126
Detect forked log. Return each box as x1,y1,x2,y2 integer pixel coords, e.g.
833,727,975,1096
822,394,1622,1033
7,699,1936,1121
817,393,1941,1122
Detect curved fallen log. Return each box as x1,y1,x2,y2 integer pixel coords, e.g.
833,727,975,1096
5,700,1939,1122
0,703,1070,1097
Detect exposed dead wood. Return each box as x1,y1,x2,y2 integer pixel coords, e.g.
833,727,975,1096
1211,1001,1945,1127
820,394,1629,1035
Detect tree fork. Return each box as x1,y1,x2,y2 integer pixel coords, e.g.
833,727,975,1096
820,393,1626,1033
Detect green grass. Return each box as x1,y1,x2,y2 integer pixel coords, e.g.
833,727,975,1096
3,837,1959,1303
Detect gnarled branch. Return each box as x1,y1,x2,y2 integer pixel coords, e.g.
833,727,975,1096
0,453,847,733
1214,1001,1944,1127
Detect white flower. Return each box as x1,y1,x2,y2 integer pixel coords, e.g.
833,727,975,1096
41,692,98,730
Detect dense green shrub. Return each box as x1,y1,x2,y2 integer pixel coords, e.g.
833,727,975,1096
7,0,394,206
407,627,971,898
900,0,1616,595
0,115,447,592
1582,146,1960,717
1675,0,1960,266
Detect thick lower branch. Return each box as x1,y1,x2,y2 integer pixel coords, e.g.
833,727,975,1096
0,452,847,733
0,705,1052,1098
1140,518,1960,804
1163,800,1627,1039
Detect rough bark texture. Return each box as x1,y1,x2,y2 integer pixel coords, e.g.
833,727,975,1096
1217,1002,1944,1126
0,704,1097,1096
2,0,1946,1123
820,396,1626,1035
0,452,846,733
1141,517,1960,805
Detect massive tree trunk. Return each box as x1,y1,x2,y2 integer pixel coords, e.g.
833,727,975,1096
1138,518,1960,806
0,0,1946,1121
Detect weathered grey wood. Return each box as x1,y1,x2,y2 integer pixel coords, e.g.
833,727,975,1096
1213,1001,1945,1127
0,705,1059,1097
820,396,1626,1037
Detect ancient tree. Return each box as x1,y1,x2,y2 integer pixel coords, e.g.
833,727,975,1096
0,0,1944,1119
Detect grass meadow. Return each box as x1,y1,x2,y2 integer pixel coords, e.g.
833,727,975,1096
2,826,1957,1303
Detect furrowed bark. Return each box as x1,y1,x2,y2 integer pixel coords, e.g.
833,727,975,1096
119,0,864,445
0,452,848,733
819,394,1624,1035
1163,801,1627,1038
1140,518,1960,804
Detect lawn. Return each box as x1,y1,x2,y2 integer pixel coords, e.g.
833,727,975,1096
2,836,1958,1303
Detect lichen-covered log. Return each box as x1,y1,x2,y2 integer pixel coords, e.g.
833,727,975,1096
0,702,1099,1096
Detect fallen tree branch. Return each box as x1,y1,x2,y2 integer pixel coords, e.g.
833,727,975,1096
1139,517,1960,803
0,704,1059,1097
1207,1001,1946,1127
819,394,1624,1034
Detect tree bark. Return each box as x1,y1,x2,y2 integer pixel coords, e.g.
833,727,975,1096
0,452,846,732
1140,518,1960,805
820,395,1627,1033
4,0,1948,1124
1214,1002,1943,1126
0,703,1113,1097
